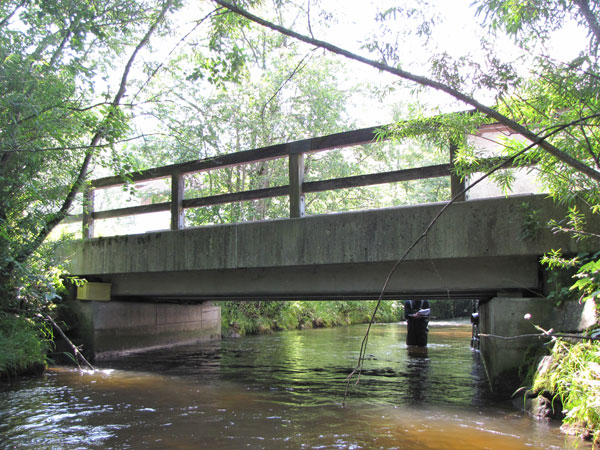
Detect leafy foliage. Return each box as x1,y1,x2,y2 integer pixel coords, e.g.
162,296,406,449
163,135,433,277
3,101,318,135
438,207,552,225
0,0,171,309
532,339,600,446
571,257,600,304
0,313,53,378
220,300,403,336
0,0,182,375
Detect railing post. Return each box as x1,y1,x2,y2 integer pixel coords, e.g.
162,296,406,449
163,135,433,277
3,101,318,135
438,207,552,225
171,173,185,230
82,185,95,239
450,141,466,201
289,151,305,218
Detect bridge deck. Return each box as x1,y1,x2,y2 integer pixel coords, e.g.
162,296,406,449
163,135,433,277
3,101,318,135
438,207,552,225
62,194,599,301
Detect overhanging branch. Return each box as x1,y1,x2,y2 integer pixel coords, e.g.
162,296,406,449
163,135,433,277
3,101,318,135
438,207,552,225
212,0,600,183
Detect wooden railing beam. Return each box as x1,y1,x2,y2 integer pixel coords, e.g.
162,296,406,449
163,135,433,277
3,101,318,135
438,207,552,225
82,187,95,239
183,186,289,209
303,164,451,194
92,202,170,221
171,173,184,230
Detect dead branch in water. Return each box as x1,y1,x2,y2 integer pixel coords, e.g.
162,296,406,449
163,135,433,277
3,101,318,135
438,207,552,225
38,313,95,372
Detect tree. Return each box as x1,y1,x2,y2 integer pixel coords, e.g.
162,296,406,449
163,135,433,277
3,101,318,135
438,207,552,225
209,0,600,278
0,0,178,311
211,0,600,183
125,21,450,226
130,38,357,224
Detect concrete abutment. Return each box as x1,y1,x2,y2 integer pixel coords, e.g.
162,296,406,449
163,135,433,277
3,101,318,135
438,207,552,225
69,298,221,360
478,296,597,394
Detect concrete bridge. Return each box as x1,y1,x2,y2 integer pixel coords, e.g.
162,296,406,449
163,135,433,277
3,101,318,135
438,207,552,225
59,123,598,393
65,193,592,302
63,191,598,382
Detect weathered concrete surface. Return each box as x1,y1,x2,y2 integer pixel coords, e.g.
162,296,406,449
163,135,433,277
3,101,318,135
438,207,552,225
478,297,597,393
61,194,600,300
70,300,220,359
102,257,538,300
479,297,555,393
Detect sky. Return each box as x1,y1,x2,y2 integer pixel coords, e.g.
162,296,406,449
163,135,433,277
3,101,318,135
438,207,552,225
271,0,588,126
133,0,589,134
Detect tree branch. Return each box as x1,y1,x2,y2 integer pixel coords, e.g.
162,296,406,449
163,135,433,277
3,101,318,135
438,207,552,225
14,0,175,265
572,0,600,50
260,49,315,121
0,0,27,29
0,133,162,154
39,312,95,371
212,0,600,183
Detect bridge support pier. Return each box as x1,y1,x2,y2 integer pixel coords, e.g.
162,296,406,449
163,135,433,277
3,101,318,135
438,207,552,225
478,296,597,394
68,299,221,360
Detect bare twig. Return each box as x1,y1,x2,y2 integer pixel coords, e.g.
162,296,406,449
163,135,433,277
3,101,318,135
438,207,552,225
0,133,163,154
37,313,95,371
132,8,220,103
551,225,600,240
260,49,316,121
479,332,600,341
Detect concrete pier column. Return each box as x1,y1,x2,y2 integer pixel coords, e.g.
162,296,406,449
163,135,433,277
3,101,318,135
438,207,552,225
478,296,555,394
479,295,598,394
69,299,221,360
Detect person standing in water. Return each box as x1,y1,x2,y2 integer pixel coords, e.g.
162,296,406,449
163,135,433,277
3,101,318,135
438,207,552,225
404,300,430,347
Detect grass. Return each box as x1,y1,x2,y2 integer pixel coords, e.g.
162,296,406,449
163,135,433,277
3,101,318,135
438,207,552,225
220,300,403,336
0,312,52,379
532,338,600,445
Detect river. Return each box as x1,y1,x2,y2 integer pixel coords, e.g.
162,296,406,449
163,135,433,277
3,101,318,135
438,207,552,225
0,320,587,449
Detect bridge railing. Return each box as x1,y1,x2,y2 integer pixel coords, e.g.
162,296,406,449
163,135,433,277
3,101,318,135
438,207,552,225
71,125,471,238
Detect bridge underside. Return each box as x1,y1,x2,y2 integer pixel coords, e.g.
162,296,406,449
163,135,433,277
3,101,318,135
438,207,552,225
88,255,541,302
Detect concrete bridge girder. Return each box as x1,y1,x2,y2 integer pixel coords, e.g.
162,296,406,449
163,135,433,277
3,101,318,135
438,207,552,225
63,194,599,301
102,257,539,301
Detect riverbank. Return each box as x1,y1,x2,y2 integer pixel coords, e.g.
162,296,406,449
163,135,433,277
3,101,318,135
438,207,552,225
219,299,475,337
526,338,600,447
0,313,50,380
219,300,404,336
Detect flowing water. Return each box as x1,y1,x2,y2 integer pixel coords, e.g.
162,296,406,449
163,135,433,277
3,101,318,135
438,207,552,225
0,321,588,449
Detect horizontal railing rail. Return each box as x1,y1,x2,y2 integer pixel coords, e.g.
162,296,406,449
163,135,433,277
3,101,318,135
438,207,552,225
66,123,521,238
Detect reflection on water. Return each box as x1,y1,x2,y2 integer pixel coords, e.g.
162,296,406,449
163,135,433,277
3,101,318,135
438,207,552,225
0,321,587,449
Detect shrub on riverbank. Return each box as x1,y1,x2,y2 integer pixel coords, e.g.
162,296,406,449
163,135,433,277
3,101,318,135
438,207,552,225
220,300,403,336
530,339,600,446
0,313,52,379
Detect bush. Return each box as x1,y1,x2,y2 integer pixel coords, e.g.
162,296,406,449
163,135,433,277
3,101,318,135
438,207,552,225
532,339,600,445
219,300,403,336
0,313,52,379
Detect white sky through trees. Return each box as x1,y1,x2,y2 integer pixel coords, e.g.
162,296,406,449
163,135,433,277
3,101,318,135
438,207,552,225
266,0,589,125
128,0,589,140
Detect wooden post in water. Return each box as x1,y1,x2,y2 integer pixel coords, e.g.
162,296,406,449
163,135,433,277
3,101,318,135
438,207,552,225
289,148,306,218
450,141,466,201
171,173,185,230
82,186,95,239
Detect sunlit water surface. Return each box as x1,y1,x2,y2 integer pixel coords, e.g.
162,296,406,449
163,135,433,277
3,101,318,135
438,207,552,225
0,321,588,449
